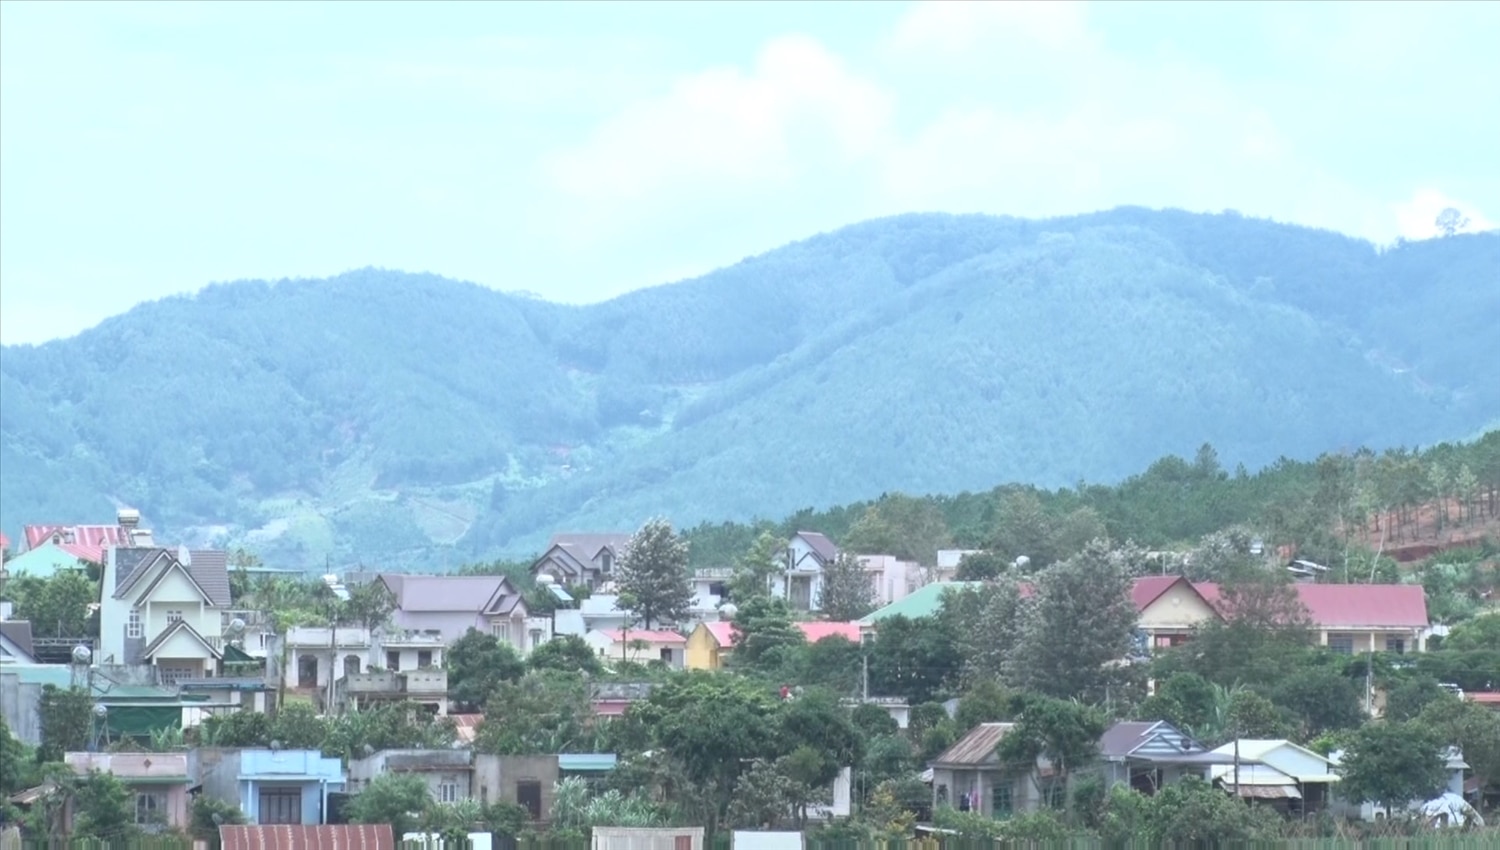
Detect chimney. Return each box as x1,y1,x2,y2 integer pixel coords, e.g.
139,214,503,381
118,508,141,530
131,529,155,547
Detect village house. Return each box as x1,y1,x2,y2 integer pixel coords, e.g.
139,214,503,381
685,621,862,671
1209,739,1342,817
65,752,191,832
379,574,549,650
348,749,473,803
195,747,347,825
99,542,233,683
529,533,633,591
772,532,840,612
858,554,923,606
585,628,687,667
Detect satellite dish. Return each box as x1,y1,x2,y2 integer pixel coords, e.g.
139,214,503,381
227,618,246,637
1013,556,1031,570
93,703,108,718
72,645,93,665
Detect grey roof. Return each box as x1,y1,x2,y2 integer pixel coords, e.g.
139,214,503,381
111,547,165,595
931,723,1015,767
1099,720,1211,761
384,575,505,613
1099,721,1161,758
482,577,526,616
550,533,633,562
187,550,232,606
795,531,839,562
0,620,36,658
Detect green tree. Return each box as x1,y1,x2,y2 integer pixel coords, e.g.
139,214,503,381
189,796,246,840
730,531,786,602
37,685,94,763
632,672,783,834
528,634,604,675
1435,206,1469,237
730,596,804,669
1384,676,1458,723
616,518,694,629
842,493,952,564
954,551,1007,581
1419,697,1500,792
342,579,397,631
346,772,431,836
446,628,525,713
817,552,876,622
72,769,137,838
10,571,97,638
946,578,1027,686
867,615,960,704
0,713,34,796
996,695,1106,810
1336,720,1448,817
475,672,591,755
1011,540,1139,702
1138,672,1218,736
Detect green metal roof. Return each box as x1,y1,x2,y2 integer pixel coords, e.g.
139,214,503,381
2,544,90,580
857,581,981,625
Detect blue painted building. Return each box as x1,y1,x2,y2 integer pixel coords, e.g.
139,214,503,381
237,748,346,825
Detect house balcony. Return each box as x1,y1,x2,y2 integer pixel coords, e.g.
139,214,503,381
342,669,448,696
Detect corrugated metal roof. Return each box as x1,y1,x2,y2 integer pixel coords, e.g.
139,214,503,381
859,582,983,624
220,825,394,850
930,723,1015,766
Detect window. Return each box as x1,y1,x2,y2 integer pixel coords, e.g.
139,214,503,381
417,650,433,668
600,552,613,573
989,784,1012,817
127,609,143,639
492,621,510,642
158,665,195,685
1386,637,1406,654
1328,634,1356,654
135,792,166,826
439,782,459,803
529,629,543,649
259,788,302,825
165,610,184,625
387,650,400,671
1042,783,1065,809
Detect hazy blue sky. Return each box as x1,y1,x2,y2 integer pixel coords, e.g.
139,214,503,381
2,0,1495,345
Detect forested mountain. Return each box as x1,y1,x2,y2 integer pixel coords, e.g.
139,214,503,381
1,208,1496,567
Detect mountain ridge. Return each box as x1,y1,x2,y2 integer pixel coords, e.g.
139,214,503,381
1,207,1496,567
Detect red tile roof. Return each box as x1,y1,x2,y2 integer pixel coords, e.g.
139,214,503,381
23,524,130,558
1190,581,1428,629
1131,575,1197,610
703,621,737,646
1466,692,1500,705
219,825,394,850
798,622,861,642
0,532,9,551
600,629,686,644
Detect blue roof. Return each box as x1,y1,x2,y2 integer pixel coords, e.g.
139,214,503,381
558,753,617,772
547,584,575,603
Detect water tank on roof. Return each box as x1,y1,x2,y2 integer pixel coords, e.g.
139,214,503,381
118,508,141,529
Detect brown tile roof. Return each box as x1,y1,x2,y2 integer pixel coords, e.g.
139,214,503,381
219,825,395,850
931,722,1015,766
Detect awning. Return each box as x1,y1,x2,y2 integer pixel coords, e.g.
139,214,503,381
1231,784,1302,800
223,644,257,664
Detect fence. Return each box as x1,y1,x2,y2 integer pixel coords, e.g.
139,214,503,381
18,835,1500,850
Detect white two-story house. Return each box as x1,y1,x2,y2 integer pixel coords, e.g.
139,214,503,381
771,531,839,612
100,546,233,683
529,533,633,591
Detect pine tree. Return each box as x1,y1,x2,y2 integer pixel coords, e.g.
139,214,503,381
817,552,876,622
617,518,694,629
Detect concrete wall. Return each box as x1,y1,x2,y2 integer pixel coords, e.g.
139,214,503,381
593,828,704,850
473,754,558,820
0,674,42,744
348,750,472,801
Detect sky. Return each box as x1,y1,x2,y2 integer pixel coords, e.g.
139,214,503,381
1,1,1496,346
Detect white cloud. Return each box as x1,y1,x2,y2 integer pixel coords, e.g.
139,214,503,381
887,0,1093,56
1391,189,1494,240
543,34,892,205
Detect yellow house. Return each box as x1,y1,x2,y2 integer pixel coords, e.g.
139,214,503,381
686,622,738,670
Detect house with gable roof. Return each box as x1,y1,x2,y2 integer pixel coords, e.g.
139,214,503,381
772,531,840,612
529,533,633,590
380,574,547,651
100,545,233,682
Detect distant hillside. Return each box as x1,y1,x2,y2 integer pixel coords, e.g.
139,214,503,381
1,208,1496,567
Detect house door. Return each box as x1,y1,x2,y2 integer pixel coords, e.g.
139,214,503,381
790,577,811,610
260,788,303,825
516,780,542,820
297,655,318,688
